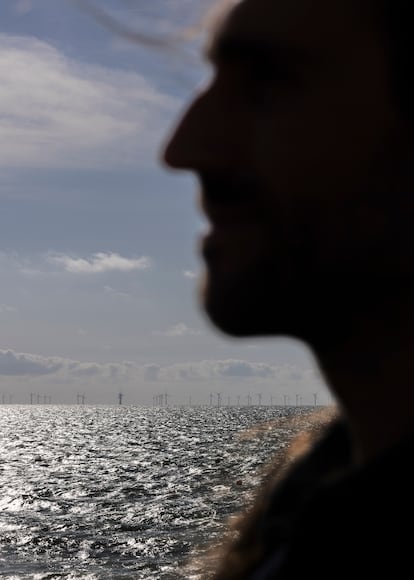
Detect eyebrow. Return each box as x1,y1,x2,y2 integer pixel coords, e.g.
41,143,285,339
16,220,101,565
204,35,305,69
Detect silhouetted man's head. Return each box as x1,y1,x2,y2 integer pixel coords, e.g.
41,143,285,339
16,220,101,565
163,0,414,351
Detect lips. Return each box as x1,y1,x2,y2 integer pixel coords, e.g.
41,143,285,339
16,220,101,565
199,171,256,204
200,197,260,227
200,202,268,261
198,171,263,226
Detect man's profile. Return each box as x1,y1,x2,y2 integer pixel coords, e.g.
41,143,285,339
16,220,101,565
162,0,414,577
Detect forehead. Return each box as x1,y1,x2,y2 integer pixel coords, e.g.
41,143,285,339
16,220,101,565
208,0,379,59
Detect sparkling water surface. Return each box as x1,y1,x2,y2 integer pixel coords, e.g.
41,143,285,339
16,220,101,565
0,405,318,579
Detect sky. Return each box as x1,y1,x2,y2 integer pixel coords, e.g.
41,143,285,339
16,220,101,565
0,0,331,406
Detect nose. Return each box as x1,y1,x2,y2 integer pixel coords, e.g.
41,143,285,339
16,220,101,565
161,83,238,172
161,89,213,171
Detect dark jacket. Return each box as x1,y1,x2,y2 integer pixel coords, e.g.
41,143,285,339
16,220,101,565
212,419,414,578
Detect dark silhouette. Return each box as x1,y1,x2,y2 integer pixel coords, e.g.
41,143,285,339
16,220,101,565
162,0,414,577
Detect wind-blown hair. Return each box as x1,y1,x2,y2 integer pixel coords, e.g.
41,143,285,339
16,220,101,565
79,0,414,123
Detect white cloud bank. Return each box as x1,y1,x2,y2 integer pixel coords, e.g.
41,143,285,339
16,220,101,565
0,348,133,380
0,350,329,405
157,359,276,381
0,349,63,376
0,34,177,169
0,350,322,388
143,359,324,386
48,252,152,274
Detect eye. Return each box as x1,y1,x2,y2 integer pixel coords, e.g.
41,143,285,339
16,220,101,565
247,59,293,85
242,62,298,107
241,65,281,106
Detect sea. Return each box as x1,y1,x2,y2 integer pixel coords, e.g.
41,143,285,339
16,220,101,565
0,404,326,579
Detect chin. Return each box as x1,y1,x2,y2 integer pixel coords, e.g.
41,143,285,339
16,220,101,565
200,274,295,338
200,272,352,350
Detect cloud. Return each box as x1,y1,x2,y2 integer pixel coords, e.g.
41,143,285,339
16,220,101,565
0,251,152,277
153,359,276,381
183,270,197,279
48,252,152,274
0,349,63,376
0,348,136,380
155,323,201,337
0,34,177,169
215,360,275,378
103,285,130,298
144,364,161,381
0,350,328,408
0,251,43,276
67,361,103,378
145,360,327,387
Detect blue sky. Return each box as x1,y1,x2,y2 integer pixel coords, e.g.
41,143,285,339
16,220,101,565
0,0,330,406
